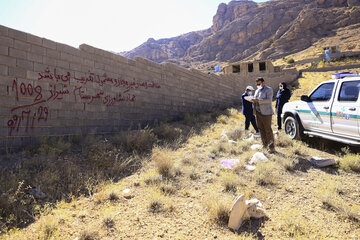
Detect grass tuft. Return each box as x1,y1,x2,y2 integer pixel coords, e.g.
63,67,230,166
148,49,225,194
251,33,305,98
340,154,360,172
253,161,277,185
152,147,175,178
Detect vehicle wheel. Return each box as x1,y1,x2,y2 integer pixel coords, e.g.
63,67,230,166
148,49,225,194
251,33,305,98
284,116,302,140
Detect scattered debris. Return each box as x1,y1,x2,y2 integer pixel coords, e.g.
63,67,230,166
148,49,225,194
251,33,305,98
245,165,256,171
228,195,266,231
249,152,268,165
243,135,255,142
221,130,228,139
250,144,261,150
220,159,240,169
123,188,134,199
228,140,237,144
310,156,337,167
27,187,46,199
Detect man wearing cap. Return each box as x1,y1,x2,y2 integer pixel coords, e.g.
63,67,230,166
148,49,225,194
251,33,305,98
251,77,275,153
241,86,259,135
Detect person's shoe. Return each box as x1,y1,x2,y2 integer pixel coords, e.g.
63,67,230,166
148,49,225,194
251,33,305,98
254,132,260,137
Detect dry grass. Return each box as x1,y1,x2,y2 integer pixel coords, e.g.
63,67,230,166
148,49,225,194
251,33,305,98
205,191,232,225
252,161,277,185
277,154,299,171
151,147,175,178
340,153,360,172
220,171,239,192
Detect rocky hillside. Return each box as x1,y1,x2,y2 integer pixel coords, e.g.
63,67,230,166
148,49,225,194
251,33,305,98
122,0,360,65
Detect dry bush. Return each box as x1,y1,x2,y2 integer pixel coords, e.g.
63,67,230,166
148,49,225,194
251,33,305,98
317,176,359,221
277,154,299,171
276,132,294,148
37,215,59,240
205,191,232,225
189,168,200,180
277,206,311,238
113,127,157,153
108,191,119,201
253,161,277,185
220,171,239,192
103,215,115,228
160,181,176,195
153,124,182,143
227,127,244,141
291,141,307,156
79,228,99,240
152,147,175,178
183,113,197,125
340,154,360,172
149,191,164,213
216,115,229,124
143,170,162,185
227,108,242,119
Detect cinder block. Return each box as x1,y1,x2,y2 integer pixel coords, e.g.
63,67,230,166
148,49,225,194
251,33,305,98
27,52,42,63
31,45,46,55
27,70,39,80
56,43,79,56
33,62,47,72
0,36,14,47
83,59,94,67
55,59,69,69
60,52,73,62
79,44,95,54
26,33,42,45
16,59,33,70
42,56,56,66
0,25,8,36
14,40,31,52
8,67,26,78
0,45,8,55
42,38,57,50
0,55,16,66
46,48,60,59
0,65,7,76
8,28,27,41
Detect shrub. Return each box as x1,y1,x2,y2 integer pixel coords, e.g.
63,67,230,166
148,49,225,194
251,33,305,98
153,124,182,143
227,127,244,141
216,115,228,124
152,148,174,178
253,161,277,185
277,154,298,171
340,154,360,172
149,191,164,213
220,171,238,192
277,206,310,237
113,127,157,153
206,192,232,225
143,170,162,185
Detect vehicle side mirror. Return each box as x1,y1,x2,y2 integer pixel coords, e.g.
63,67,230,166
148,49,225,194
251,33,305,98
301,95,311,102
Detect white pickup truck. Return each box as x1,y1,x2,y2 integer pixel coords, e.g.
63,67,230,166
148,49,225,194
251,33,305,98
281,72,360,146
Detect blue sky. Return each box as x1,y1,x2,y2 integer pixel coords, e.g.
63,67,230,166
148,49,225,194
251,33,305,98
0,0,268,52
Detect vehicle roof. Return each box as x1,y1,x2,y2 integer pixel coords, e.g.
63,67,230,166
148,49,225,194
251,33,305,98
325,77,360,83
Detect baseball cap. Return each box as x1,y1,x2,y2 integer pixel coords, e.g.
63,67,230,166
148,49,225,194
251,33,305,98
246,86,254,91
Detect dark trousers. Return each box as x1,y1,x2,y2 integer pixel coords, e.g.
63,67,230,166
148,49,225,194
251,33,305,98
255,111,275,151
277,112,282,130
245,114,259,132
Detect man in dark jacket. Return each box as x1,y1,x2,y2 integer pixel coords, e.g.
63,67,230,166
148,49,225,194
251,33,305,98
275,82,291,130
242,86,259,135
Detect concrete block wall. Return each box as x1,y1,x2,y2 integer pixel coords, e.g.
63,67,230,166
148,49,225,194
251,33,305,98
0,25,297,148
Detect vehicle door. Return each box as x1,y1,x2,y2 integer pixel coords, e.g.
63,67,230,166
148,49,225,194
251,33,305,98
304,82,336,132
331,80,360,137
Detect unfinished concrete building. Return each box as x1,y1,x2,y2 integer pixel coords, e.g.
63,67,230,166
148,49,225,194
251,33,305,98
223,60,280,75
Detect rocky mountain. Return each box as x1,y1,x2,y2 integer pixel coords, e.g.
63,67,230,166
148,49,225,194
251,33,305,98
122,0,360,65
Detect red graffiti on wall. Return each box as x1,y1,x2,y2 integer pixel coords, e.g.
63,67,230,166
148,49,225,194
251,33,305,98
7,105,48,136
38,67,70,83
7,67,162,136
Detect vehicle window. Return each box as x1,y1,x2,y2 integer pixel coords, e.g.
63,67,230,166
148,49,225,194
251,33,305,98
310,82,335,101
338,81,360,102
